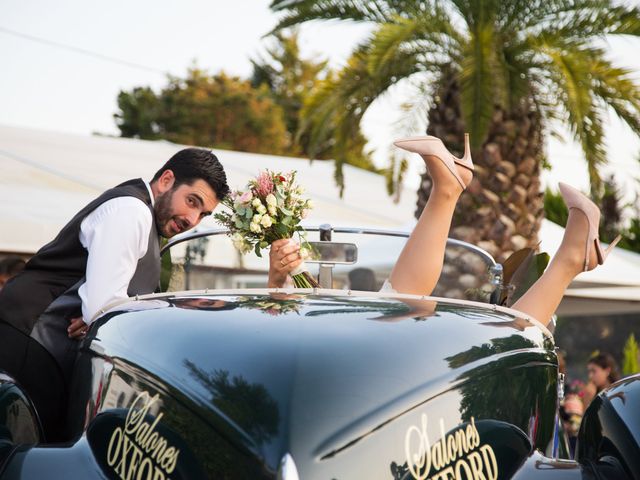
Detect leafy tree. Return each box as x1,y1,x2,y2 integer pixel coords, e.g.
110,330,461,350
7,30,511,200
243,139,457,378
622,333,639,376
115,68,289,155
543,187,569,228
270,0,640,260
251,30,327,156
545,177,640,253
251,30,379,187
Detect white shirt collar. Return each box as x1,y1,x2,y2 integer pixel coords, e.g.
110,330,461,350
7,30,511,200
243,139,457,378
144,180,155,207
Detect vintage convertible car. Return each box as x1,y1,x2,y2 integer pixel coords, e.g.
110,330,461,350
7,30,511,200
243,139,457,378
0,226,638,479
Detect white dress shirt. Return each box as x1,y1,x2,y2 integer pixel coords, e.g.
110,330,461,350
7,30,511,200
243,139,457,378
78,182,155,324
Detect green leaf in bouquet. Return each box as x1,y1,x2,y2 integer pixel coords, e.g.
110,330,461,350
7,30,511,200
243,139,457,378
235,218,244,229
236,205,245,216
259,241,268,249
281,216,292,226
280,205,294,216
245,207,253,219
274,222,290,237
254,242,263,258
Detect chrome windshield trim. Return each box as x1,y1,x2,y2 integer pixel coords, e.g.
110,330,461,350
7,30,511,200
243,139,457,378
161,225,498,267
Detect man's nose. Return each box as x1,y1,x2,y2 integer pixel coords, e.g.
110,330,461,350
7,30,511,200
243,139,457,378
187,209,200,226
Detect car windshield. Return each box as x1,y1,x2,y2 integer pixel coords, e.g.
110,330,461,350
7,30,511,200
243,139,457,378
161,227,499,302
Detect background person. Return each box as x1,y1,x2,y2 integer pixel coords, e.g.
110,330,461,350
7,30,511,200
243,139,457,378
582,353,621,408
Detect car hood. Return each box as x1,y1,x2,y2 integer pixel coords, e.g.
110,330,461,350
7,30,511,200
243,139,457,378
90,290,554,473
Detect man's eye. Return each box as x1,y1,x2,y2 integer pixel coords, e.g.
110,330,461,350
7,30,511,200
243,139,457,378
187,197,194,205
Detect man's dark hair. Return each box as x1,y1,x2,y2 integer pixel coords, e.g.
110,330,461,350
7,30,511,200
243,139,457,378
152,148,230,200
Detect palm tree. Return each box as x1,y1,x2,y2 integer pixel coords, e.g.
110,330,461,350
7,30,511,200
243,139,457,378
269,0,640,260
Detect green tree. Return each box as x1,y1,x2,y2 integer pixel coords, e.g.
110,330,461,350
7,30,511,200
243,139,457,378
270,0,640,260
545,176,640,253
543,187,569,228
251,30,379,185
115,68,290,155
251,30,327,156
622,333,639,376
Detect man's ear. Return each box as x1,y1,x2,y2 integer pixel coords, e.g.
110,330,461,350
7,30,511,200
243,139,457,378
154,169,175,194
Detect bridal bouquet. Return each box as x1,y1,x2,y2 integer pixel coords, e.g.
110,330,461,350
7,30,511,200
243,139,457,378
214,170,320,288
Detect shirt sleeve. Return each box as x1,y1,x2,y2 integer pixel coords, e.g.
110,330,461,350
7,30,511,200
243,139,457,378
78,197,153,324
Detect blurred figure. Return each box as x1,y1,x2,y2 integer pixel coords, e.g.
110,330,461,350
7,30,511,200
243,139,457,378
0,255,26,290
582,353,620,408
557,350,583,458
348,267,377,291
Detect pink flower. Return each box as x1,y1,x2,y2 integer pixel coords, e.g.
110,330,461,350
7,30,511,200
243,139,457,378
255,171,274,197
238,190,253,204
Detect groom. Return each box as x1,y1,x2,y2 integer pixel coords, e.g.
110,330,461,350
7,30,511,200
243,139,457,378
0,148,229,440
0,147,300,441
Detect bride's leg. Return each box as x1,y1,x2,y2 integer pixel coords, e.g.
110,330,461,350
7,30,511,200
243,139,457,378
388,150,472,296
511,206,597,327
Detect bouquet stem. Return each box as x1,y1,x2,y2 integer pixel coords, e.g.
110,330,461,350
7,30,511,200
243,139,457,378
292,271,320,288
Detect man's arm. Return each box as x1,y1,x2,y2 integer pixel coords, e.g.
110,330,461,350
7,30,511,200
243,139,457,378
78,197,152,324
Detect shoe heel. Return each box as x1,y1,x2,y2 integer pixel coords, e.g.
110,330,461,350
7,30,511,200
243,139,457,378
454,133,474,172
463,133,470,162
599,234,621,263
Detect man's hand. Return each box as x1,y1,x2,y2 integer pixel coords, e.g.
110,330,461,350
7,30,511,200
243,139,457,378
68,316,88,339
268,239,302,288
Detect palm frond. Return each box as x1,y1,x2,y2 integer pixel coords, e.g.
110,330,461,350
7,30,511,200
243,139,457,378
299,43,423,193
590,57,640,133
270,0,391,31
543,44,607,193
366,10,464,76
536,4,640,40
459,21,502,148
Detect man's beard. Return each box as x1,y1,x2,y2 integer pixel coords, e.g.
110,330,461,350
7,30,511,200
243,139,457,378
154,189,189,238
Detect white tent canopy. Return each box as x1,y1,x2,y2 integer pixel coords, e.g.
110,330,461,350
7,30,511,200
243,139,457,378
1,124,639,314
0,124,417,254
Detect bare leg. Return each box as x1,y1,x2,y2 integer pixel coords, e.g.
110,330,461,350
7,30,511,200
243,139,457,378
512,210,593,326
388,157,472,295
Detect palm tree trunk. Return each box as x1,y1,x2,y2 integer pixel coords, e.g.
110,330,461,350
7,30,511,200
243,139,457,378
416,68,545,264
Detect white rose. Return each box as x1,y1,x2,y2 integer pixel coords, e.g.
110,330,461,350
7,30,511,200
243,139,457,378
231,233,248,251
260,215,273,228
266,193,277,206
252,198,262,208
250,222,262,233
252,214,263,224
256,204,267,214
268,205,277,216
306,199,314,209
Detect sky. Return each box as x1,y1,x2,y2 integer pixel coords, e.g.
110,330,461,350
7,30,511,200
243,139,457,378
1,0,640,207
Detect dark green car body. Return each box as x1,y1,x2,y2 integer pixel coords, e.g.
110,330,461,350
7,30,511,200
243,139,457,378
0,291,637,479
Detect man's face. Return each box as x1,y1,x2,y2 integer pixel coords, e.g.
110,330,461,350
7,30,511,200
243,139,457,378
154,179,219,238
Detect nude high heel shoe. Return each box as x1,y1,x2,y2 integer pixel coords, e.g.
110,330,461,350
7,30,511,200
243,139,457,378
558,182,621,272
393,133,474,190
